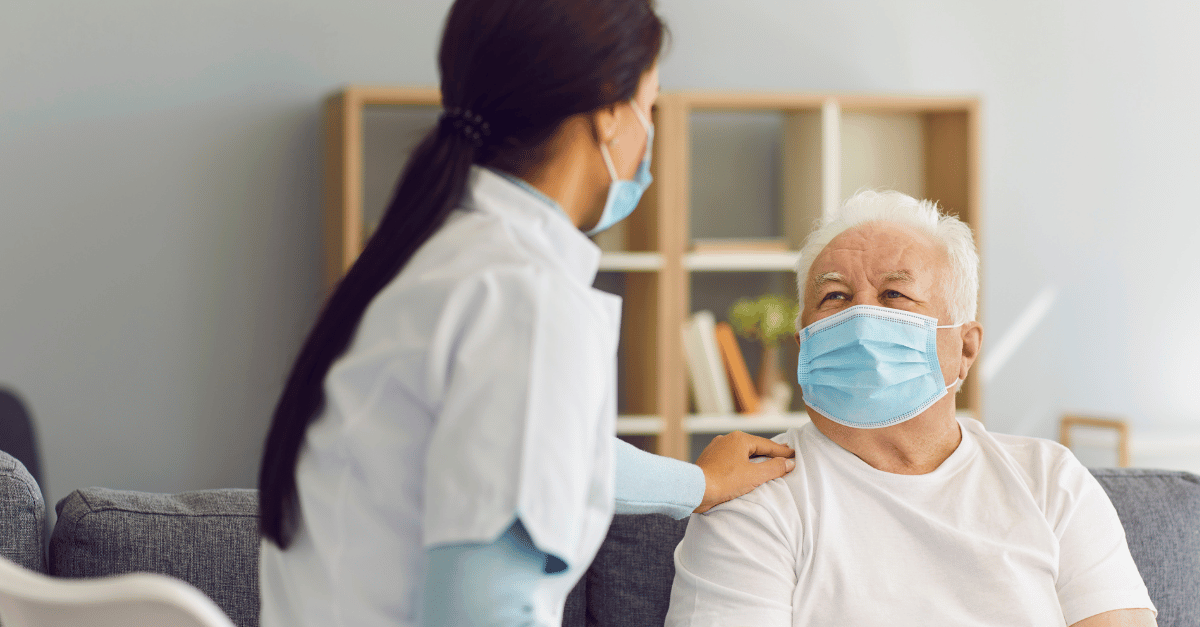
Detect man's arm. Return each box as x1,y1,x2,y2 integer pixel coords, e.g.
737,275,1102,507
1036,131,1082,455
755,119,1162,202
1049,453,1157,624
664,480,798,626
1071,609,1157,627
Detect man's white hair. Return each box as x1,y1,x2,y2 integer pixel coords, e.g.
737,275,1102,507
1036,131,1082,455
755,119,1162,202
794,190,979,329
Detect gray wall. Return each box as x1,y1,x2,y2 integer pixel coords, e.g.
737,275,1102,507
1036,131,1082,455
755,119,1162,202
2,1,1199,509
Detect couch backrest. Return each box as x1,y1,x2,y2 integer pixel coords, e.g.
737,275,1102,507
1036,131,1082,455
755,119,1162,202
0,451,45,574
578,513,686,627
1091,469,1200,627
51,487,259,627
41,468,1200,627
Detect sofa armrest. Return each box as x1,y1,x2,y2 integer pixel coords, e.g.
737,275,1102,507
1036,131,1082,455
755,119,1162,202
51,487,259,627
0,451,46,573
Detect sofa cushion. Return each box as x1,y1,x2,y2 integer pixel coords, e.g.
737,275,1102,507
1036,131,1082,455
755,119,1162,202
0,451,45,573
563,573,586,626
1090,468,1200,627
583,513,687,627
51,487,259,627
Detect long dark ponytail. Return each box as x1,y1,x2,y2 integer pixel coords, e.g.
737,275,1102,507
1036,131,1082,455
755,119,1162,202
259,0,665,549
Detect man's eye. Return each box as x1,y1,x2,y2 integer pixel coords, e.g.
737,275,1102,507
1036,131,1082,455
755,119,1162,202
883,289,906,299
820,292,847,303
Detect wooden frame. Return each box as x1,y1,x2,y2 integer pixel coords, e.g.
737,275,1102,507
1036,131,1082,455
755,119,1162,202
324,87,982,461
1060,415,1131,468
323,86,441,291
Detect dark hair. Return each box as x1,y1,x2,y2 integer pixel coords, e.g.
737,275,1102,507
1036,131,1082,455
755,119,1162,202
259,0,666,548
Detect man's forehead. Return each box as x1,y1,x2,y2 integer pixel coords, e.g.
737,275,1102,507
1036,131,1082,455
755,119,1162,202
807,223,943,285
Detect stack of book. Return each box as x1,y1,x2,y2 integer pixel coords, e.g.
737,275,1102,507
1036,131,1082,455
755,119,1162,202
681,310,761,415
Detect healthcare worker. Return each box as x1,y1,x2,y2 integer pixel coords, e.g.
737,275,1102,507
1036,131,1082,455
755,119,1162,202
257,1,795,625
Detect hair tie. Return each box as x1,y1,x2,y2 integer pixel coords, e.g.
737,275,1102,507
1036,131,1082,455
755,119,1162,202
439,107,492,148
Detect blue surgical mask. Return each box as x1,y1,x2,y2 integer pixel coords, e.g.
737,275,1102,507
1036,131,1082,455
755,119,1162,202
585,100,654,237
797,304,963,429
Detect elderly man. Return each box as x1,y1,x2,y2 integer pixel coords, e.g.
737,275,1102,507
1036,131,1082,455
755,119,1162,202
664,191,1156,627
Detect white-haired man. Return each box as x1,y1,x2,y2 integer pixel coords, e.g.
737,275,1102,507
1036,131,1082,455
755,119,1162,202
664,191,1156,626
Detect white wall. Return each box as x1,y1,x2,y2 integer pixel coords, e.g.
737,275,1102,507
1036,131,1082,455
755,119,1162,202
3,1,1199,509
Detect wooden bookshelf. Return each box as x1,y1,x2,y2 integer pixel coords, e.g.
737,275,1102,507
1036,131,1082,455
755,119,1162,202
324,87,982,461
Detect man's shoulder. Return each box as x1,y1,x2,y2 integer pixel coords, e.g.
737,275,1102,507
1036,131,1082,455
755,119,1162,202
966,419,1075,470
964,419,1091,500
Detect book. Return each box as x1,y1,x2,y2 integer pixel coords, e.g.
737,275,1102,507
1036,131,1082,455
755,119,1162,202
714,322,761,414
680,311,735,415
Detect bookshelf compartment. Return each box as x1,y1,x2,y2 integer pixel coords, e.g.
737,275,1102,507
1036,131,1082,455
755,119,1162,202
688,110,791,241
838,111,926,200
689,271,802,415
361,105,440,241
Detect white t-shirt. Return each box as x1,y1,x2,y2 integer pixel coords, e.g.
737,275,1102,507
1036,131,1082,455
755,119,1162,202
259,166,621,627
666,418,1155,627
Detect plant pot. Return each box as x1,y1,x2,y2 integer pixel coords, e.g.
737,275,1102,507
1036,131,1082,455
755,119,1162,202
757,344,781,398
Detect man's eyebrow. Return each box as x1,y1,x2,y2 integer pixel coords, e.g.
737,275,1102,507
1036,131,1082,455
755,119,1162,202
880,270,914,283
813,272,848,289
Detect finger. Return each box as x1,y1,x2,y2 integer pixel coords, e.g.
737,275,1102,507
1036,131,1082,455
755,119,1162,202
743,435,795,458
752,457,796,484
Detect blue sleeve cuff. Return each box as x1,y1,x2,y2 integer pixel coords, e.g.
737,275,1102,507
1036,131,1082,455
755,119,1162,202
612,437,705,519
422,519,547,626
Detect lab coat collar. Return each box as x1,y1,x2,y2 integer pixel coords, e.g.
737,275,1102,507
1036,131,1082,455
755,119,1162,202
463,165,602,286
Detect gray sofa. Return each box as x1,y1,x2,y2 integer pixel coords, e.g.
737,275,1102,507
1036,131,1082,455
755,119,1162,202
1,451,1198,626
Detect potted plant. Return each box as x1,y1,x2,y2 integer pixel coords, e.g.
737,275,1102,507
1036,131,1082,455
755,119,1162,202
728,294,799,413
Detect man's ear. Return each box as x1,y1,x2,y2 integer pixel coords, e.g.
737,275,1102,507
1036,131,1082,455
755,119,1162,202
957,322,983,381
794,332,802,348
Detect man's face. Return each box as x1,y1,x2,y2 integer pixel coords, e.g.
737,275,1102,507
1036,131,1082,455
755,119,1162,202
799,221,966,391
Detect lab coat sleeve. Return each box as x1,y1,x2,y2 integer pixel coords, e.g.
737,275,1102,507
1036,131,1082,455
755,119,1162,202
613,437,705,519
664,480,799,627
421,265,615,573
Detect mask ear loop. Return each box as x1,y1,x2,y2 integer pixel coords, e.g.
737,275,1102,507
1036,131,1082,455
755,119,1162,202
599,99,652,185
629,98,652,131
598,142,619,183
936,319,969,391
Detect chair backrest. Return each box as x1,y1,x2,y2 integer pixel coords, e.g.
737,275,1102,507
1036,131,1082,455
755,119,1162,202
0,554,235,627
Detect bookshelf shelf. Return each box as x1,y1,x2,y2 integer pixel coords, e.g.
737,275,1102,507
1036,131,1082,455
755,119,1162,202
615,415,665,435
599,252,663,272
616,413,811,435
686,413,810,434
618,411,979,437
684,251,799,272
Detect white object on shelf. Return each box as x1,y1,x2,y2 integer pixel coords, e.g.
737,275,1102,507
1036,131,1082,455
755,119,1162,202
680,311,735,415
598,252,663,272
684,251,799,272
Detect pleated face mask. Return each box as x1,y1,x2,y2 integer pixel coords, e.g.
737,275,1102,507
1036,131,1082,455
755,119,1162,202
585,100,654,237
797,304,962,429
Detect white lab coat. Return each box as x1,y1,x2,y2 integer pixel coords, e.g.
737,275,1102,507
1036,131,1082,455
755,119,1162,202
259,166,621,627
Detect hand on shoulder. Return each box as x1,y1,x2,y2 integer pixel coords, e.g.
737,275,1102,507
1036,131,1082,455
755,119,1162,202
694,431,795,514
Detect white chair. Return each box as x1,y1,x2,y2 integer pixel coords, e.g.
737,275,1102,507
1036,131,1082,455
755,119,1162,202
0,555,235,627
